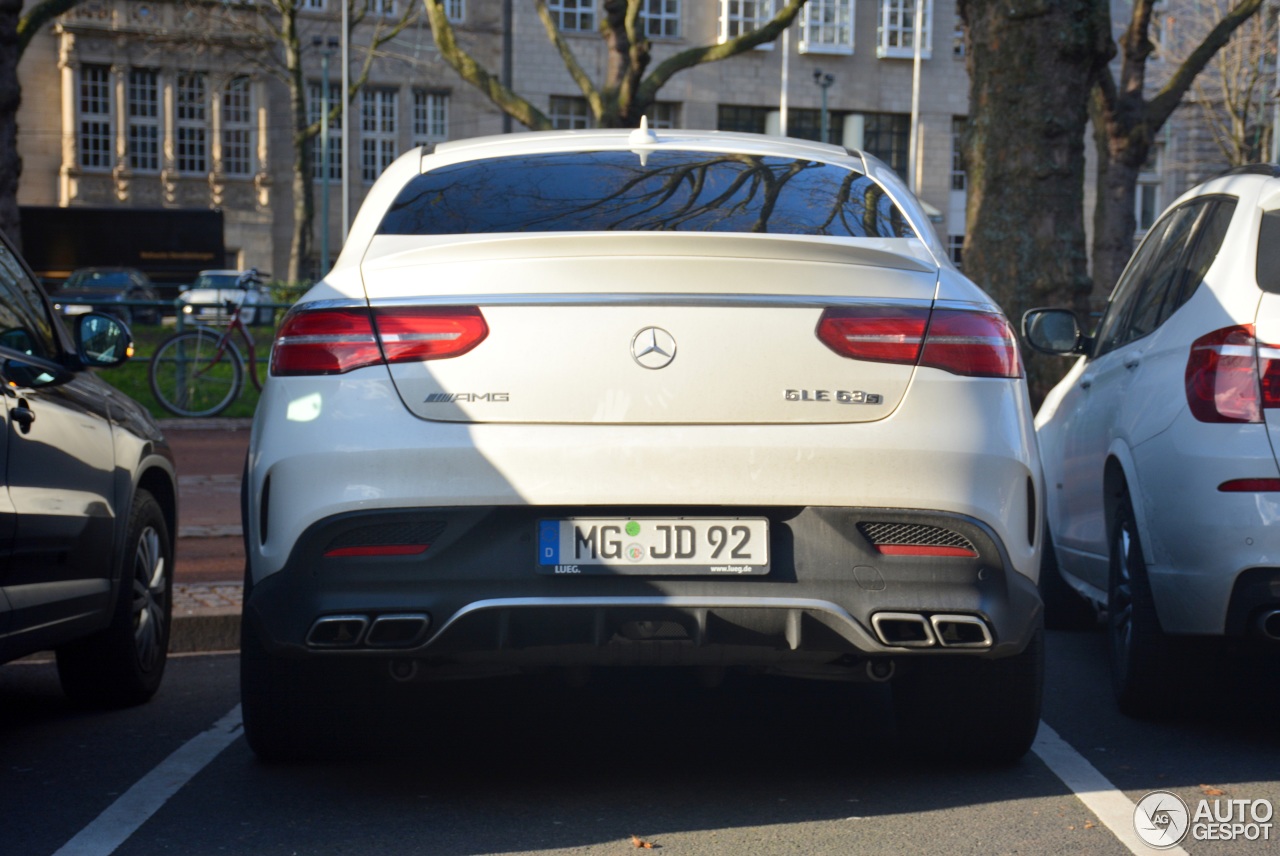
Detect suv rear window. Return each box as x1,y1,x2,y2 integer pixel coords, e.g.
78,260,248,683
377,150,917,239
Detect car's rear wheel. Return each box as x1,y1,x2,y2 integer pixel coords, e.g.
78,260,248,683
892,617,1044,765
1108,491,1178,718
57,489,173,708
240,610,380,763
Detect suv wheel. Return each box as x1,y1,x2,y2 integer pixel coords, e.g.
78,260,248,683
892,617,1044,765
57,489,173,708
1108,491,1178,718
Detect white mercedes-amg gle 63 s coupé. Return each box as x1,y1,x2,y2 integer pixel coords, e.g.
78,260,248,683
240,126,1046,763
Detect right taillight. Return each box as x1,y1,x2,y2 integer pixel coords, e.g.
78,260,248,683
271,305,488,376
817,307,1021,378
1185,325,1268,423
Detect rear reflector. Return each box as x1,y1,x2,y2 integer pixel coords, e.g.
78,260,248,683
875,544,979,558
272,306,488,376
1218,479,1280,492
817,307,1020,378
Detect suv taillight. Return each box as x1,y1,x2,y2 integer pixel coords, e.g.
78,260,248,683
271,306,488,376
817,307,1021,379
1184,325,1278,423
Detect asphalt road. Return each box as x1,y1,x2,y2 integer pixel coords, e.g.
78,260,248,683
3,629,1278,856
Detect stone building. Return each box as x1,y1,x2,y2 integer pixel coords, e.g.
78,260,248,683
16,0,973,282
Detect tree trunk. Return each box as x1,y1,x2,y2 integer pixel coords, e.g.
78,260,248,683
0,0,23,249
959,0,1106,401
1091,140,1141,302
283,11,312,283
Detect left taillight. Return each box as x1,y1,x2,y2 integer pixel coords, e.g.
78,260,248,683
817,307,1021,379
271,306,488,376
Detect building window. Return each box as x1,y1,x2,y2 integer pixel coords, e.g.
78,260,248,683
862,112,910,177
641,0,680,38
952,24,965,58
127,68,160,173
176,73,208,175
303,0,325,9
222,77,254,177
878,0,932,59
366,0,396,16
800,0,853,54
716,104,771,134
549,95,592,129
445,0,464,21
361,87,398,182
720,0,774,43
645,101,681,129
548,0,594,31
78,64,113,171
788,108,847,145
947,234,963,268
413,90,449,146
950,116,966,191
308,82,343,181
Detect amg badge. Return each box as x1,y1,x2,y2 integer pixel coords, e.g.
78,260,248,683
424,392,510,403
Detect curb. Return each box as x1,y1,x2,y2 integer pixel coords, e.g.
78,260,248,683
158,417,254,431
171,611,241,653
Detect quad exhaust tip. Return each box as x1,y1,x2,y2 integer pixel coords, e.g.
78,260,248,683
306,613,432,649
871,611,993,649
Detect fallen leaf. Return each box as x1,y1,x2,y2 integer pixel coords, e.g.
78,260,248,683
1084,821,1096,829
631,835,655,849
1201,785,1227,796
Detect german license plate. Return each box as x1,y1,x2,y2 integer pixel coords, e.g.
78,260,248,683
537,518,769,575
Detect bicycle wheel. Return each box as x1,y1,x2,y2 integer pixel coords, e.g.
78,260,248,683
148,329,244,417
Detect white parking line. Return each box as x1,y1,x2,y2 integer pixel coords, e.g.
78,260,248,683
1033,721,1190,856
52,705,243,856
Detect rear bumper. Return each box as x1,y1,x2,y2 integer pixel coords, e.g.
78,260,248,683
244,505,1043,669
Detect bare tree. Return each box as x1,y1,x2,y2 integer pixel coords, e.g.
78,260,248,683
1,0,89,249
1090,0,1266,294
422,0,811,130
183,0,416,280
1167,0,1278,167
957,0,1111,400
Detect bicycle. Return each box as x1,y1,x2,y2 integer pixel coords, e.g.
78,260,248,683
148,271,270,417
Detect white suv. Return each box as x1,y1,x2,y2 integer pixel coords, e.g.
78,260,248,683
241,128,1045,762
1026,165,1280,717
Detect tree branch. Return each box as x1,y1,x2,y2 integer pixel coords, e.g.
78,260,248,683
1145,0,1265,129
422,0,551,129
16,0,81,56
533,0,603,118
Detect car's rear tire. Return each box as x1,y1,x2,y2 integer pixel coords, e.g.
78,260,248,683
1040,528,1097,630
240,611,379,763
1108,491,1178,718
57,489,173,708
892,618,1044,765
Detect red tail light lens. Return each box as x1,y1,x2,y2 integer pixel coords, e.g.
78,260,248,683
920,310,1022,378
1185,325,1262,423
817,307,1021,378
272,306,488,376
817,307,929,363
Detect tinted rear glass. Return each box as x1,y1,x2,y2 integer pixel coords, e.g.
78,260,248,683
377,150,917,239
1260,209,1280,293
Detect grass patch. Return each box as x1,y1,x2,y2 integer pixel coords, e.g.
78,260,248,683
100,320,268,421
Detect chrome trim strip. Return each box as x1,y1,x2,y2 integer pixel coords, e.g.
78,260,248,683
299,294,940,311
424,595,875,646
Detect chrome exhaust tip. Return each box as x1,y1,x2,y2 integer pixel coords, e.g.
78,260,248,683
306,615,369,648
871,612,936,648
1257,609,1280,641
366,614,431,648
930,614,994,648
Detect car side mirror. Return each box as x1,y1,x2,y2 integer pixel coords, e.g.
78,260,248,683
1022,308,1088,356
76,312,133,368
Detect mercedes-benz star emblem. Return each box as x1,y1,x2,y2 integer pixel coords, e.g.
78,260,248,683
631,327,677,370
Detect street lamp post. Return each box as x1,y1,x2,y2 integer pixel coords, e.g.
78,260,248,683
813,70,834,144
313,36,339,274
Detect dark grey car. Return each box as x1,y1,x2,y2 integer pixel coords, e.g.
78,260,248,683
0,231,178,707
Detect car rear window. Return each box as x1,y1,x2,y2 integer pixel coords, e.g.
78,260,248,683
377,150,918,239
1259,209,1280,293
